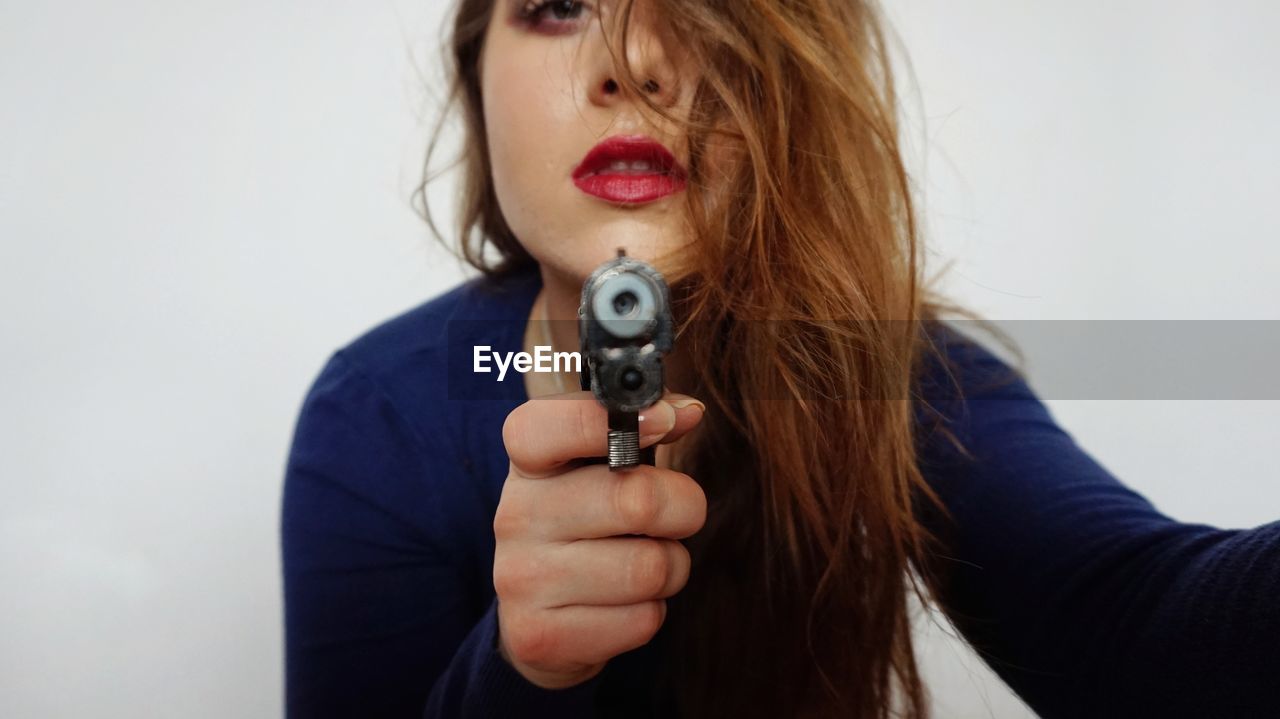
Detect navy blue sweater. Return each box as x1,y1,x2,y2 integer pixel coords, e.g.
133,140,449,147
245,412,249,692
281,266,1280,718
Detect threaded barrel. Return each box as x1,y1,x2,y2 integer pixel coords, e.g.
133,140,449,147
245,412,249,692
607,429,641,470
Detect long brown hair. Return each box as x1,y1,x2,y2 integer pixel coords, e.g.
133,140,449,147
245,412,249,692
415,1,1022,717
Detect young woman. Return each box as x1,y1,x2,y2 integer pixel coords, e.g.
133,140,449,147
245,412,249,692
281,1,1280,717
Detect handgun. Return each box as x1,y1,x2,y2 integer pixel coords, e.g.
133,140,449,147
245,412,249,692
578,249,674,470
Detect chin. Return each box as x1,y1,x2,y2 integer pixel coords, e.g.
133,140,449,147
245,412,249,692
516,210,689,282
589,219,685,264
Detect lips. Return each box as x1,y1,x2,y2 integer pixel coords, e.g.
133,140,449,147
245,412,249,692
572,135,688,205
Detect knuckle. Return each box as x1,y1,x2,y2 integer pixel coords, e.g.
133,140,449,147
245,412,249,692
640,600,667,638
672,472,708,538
627,539,670,598
686,475,709,530
508,614,559,667
493,550,540,600
663,542,691,596
492,493,532,541
491,553,520,598
501,408,529,465
615,469,662,532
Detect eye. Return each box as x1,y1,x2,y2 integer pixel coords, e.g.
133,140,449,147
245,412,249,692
516,0,590,34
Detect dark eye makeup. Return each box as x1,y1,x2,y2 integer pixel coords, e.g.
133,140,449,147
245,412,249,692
514,0,591,34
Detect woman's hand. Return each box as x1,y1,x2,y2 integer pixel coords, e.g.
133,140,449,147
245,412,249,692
493,391,707,689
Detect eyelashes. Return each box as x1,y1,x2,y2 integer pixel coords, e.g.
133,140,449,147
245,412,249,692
515,0,592,34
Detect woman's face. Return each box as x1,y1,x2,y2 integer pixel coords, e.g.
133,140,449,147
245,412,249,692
480,0,698,281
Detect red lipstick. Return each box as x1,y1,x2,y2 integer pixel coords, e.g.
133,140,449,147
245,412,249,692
571,135,687,205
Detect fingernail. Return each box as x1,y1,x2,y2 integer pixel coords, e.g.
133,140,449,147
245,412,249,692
638,400,677,438
667,396,706,414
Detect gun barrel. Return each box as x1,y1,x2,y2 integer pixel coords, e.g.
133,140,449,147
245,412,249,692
578,251,674,470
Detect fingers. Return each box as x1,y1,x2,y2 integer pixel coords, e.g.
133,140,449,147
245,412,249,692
503,391,705,478
494,390,706,690
498,463,707,542
496,536,691,608
656,393,705,445
500,600,668,670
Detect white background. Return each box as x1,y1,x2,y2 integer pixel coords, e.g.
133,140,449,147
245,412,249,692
3,1,1278,717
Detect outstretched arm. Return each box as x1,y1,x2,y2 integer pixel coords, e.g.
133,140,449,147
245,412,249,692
916,328,1280,718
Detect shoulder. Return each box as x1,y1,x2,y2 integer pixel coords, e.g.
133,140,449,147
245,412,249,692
296,267,540,455
918,319,1032,401
337,267,541,383
334,266,538,396
914,319,1065,460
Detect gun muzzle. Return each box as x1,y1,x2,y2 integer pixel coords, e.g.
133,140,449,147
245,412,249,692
578,249,674,470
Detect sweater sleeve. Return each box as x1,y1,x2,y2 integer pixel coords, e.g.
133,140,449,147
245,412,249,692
917,330,1280,718
281,352,602,718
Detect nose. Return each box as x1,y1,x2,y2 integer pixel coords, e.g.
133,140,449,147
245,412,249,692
584,7,680,109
